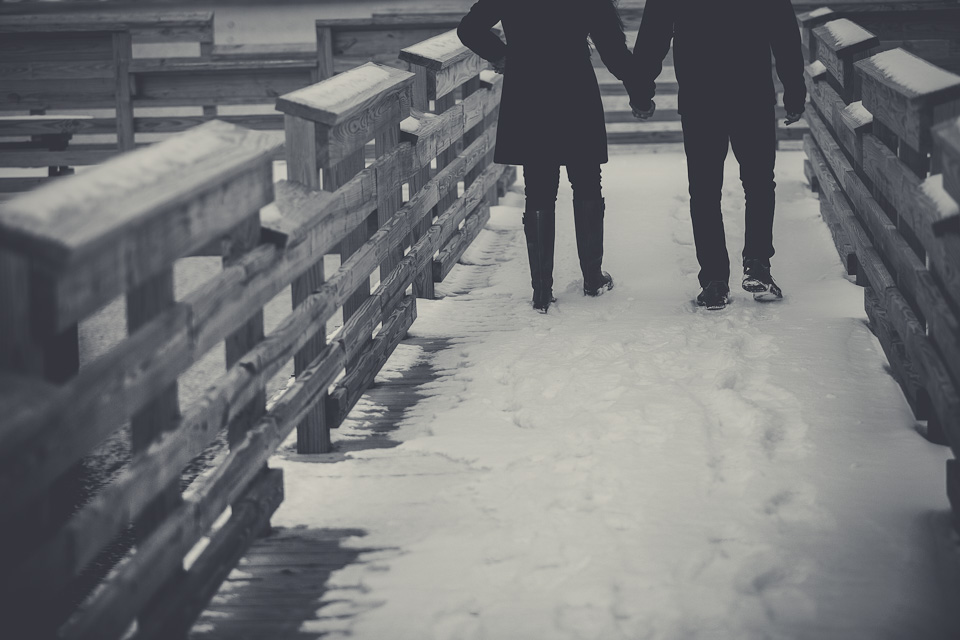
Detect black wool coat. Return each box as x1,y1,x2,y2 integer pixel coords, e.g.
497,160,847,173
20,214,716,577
632,0,807,117
458,0,641,166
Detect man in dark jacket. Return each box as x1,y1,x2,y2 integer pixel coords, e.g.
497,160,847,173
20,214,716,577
630,0,806,310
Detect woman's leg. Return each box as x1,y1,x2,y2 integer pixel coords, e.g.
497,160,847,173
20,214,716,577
567,163,614,295
522,163,561,312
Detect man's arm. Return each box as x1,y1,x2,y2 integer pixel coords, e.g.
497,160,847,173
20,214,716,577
457,0,507,68
631,0,675,110
769,0,807,117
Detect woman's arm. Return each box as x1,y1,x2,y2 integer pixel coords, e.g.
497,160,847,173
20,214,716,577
457,0,507,65
631,0,675,109
590,0,645,106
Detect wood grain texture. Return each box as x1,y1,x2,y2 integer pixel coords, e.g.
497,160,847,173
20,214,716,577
813,18,879,101
0,120,279,334
276,62,413,127
135,468,284,640
857,48,960,154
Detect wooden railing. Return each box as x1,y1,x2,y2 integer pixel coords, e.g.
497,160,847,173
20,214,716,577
0,27,514,638
800,10,960,528
0,11,467,196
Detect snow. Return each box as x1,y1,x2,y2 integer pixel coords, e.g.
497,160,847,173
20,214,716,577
805,60,827,79
921,173,960,218
842,101,873,128
807,8,834,19
868,49,960,97
822,19,874,49
219,151,957,639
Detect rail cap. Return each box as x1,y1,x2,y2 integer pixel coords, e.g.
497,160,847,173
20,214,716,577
0,10,214,33
813,18,879,55
0,120,280,272
276,62,414,127
399,30,473,71
856,48,960,103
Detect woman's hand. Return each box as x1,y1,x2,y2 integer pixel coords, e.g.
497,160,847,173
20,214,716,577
492,56,507,74
631,100,656,120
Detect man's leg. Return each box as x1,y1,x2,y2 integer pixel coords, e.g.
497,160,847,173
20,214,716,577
730,106,777,267
681,113,732,288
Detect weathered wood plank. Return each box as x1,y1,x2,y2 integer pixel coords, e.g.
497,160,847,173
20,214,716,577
813,18,880,101
434,203,491,283
58,327,346,640
0,120,280,335
326,296,417,427
400,30,488,100
856,48,960,158
135,468,284,640
276,62,413,127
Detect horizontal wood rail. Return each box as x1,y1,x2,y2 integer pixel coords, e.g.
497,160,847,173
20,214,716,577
799,8,960,530
0,26,515,638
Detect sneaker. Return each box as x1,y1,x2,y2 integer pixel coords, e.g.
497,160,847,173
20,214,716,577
742,259,783,301
697,281,730,310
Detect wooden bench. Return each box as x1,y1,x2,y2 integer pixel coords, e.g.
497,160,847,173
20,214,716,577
801,13,960,531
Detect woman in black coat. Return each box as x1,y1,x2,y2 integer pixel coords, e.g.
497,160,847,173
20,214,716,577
458,0,643,313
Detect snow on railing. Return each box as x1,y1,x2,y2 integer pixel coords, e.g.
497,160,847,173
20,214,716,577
799,7,960,533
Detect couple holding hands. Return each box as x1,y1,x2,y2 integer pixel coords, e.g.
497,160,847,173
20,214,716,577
457,0,807,312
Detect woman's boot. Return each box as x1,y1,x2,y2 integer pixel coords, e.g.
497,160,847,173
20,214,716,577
573,198,614,296
523,208,556,313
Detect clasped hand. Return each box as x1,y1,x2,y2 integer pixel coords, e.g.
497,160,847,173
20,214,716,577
630,100,656,120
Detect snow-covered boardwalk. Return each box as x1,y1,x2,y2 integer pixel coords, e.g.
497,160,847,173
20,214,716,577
194,149,957,640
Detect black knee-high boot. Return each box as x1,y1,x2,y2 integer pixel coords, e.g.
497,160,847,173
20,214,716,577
573,198,614,296
523,208,556,313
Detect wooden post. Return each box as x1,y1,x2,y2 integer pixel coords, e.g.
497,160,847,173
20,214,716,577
316,25,335,81
223,214,267,449
113,31,135,152
276,62,415,448
409,64,435,300
284,114,332,454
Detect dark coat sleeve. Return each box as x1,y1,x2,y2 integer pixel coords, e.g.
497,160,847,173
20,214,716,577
630,0,675,107
589,0,643,104
769,0,807,113
457,0,507,64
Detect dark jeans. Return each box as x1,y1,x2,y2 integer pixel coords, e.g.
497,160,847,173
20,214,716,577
681,107,777,287
523,163,602,211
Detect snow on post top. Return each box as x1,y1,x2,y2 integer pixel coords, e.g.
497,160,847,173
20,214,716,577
920,174,960,219
807,7,834,19
818,19,876,50
805,60,827,79
400,30,472,70
842,101,873,128
276,63,414,126
857,49,960,100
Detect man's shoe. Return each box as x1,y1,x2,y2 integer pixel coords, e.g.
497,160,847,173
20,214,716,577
697,281,730,310
742,259,783,301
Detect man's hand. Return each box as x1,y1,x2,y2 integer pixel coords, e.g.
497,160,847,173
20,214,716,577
783,111,804,126
631,100,656,120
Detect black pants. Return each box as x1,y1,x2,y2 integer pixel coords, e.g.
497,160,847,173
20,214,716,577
523,163,602,210
681,107,777,287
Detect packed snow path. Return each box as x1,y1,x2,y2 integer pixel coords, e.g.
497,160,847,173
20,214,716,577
195,148,958,640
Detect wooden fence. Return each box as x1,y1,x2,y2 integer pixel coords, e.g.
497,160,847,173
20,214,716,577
0,27,514,638
0,11,463,196
799,10,960,529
